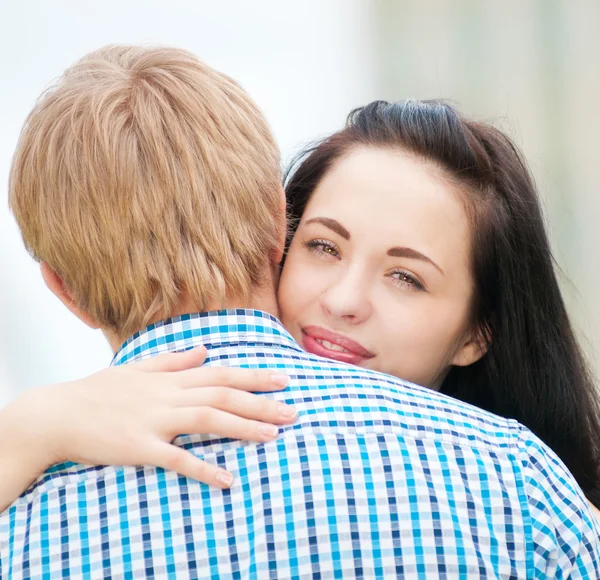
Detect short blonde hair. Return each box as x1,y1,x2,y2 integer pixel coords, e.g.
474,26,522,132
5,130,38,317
10,45,282,337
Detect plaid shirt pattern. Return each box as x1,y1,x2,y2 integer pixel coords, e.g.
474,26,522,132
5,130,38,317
1,309,599,579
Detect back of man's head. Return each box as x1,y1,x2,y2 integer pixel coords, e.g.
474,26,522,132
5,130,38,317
10,45,283,338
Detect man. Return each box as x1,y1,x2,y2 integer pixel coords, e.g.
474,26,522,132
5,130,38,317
2,45,599,578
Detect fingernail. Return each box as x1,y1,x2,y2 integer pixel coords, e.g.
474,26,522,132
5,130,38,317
259,424,279,439
278,404,298,420
270,373,290,387
216,471,234,488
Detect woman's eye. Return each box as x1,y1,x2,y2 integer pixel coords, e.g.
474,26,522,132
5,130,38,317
303,239,340,259
390,270,424,291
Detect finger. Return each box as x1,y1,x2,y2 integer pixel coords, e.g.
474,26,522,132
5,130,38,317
166,407,285,443
134,347,207,373
151,442,234,488
176,387,298,424
172,366,290,392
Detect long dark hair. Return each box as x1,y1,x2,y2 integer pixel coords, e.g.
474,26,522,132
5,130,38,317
284,99,600,508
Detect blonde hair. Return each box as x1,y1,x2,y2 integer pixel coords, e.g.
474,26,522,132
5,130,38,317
10,45,282,337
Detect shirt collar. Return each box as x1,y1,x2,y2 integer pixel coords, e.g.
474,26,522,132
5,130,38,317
111,308,303,366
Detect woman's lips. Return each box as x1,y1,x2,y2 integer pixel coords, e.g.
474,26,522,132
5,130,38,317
301,325,375,365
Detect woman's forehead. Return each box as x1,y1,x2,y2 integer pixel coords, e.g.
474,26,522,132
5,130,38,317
306,149,469,236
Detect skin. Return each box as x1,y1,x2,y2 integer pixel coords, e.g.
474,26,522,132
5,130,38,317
279,147,485,389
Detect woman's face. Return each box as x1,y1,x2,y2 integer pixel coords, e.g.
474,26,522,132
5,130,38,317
278,147,483,389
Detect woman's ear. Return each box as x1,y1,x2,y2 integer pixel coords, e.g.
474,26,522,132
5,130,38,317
451,324,491,367
40,262,101,329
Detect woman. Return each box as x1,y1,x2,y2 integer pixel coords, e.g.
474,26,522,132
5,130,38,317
279,100,600,510
3,100,599,512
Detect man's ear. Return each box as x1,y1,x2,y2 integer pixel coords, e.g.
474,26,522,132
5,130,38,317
40,262,101,329
451,325,491,368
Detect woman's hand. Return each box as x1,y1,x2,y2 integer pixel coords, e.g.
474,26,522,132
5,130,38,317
0,347,296,510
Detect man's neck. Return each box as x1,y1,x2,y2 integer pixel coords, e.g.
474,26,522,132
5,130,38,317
104,284,280,354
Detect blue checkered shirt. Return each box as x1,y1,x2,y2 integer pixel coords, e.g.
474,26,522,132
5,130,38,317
1,309,599,578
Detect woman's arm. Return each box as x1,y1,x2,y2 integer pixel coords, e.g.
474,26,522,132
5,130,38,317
0,348,296,512
0,406,53,512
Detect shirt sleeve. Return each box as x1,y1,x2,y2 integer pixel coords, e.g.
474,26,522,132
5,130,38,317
518,425,600,578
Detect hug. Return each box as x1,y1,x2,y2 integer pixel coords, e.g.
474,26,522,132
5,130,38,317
1,45,599,578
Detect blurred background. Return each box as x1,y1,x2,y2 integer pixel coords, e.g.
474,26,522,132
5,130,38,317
1,0,599,405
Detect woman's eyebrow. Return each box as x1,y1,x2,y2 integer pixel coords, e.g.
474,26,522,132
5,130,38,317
304,217,351,240
387,247,445,275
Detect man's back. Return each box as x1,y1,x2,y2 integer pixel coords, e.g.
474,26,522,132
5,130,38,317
2,310,599,578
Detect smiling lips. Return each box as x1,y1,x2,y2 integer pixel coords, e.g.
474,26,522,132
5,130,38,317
301,325,375,365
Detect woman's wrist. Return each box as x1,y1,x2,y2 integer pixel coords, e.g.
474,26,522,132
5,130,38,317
0,389,60,473
0,382,89,511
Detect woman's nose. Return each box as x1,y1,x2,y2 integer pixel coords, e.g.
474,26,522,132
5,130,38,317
320,269,373,325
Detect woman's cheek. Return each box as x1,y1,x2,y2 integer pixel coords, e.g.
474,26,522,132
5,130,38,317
377,302,434,376
293,268,323,312
278,260,312,320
